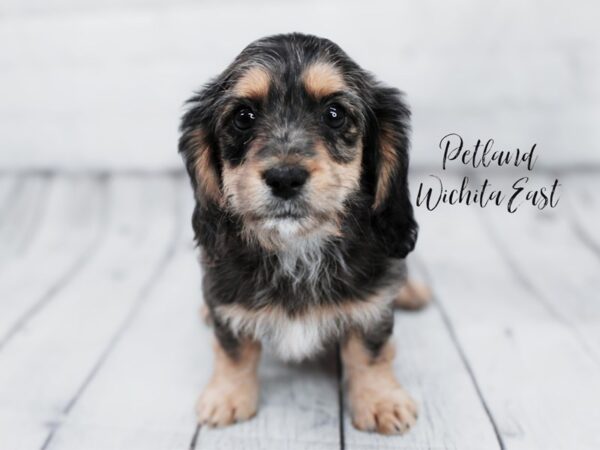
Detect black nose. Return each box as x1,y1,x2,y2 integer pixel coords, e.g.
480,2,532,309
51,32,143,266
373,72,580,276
263,165,309,199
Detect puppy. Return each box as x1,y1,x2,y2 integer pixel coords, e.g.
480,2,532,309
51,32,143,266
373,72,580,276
179,33,427,435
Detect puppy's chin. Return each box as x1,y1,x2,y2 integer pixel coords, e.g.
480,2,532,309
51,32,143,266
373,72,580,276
242,214,340,252
262,217,305,239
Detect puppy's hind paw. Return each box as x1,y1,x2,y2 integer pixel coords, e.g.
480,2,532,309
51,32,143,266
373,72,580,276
199,304,212,326
394,279,431,311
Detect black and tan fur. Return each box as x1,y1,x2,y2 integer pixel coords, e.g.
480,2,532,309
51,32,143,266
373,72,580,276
179,33,428,435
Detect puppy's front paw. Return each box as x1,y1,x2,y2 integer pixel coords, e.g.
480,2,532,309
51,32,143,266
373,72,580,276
197,377,259,427
350,386,418,435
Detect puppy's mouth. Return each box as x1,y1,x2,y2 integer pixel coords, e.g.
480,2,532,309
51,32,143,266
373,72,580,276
271,212,305,220
245,208,308,224
241,198,339,245
262,198,309,221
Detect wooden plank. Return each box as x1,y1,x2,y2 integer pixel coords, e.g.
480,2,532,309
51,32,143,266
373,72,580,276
0,175,49,266
0,175,18,213
477,173,600,363
0,175,107,349
196,355,342,450
567,173,600,255
343,260,501,450
414,175,600,450
0,176,179,450
44,180,200,450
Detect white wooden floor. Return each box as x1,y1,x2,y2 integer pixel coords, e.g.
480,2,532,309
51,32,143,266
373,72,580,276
1,172,599,450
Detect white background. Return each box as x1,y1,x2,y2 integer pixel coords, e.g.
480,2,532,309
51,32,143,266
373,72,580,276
0,0,598,171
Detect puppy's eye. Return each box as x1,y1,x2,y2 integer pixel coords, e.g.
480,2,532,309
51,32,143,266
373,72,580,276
233,107,256,130
323,104,346,129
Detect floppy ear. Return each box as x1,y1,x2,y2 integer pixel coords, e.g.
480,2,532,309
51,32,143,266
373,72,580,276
365,85,418,259
179,81,223,207
179,80,225,250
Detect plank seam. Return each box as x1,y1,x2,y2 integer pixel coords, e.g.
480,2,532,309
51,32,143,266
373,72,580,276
476,203,600,367
188,425,201,450
413,255,506,450
0,176,25,222
0,175,110,352
0,176,50,259
565,191,600,264
14,176,54,255
39,175,183,450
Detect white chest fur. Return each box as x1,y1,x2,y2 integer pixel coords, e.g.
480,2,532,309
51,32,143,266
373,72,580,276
215,297,393,362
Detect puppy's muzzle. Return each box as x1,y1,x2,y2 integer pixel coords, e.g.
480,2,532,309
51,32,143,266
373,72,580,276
262,165,309,199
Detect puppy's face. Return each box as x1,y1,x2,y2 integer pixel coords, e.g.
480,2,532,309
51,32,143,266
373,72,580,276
181,34,417,257
219,62,365,244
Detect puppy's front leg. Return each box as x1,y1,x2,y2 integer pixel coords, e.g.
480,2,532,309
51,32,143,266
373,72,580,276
342,326,418,435
197,324,261,427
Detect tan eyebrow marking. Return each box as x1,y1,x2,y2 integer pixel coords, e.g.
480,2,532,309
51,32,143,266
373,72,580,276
302,62,346,99
232,66,271,99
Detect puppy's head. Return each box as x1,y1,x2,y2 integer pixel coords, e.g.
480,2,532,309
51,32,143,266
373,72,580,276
180,33,417,257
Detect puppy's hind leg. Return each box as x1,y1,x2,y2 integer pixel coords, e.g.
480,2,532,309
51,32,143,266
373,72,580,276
197,320,261,427
199,303,212,325
394,279,431,311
